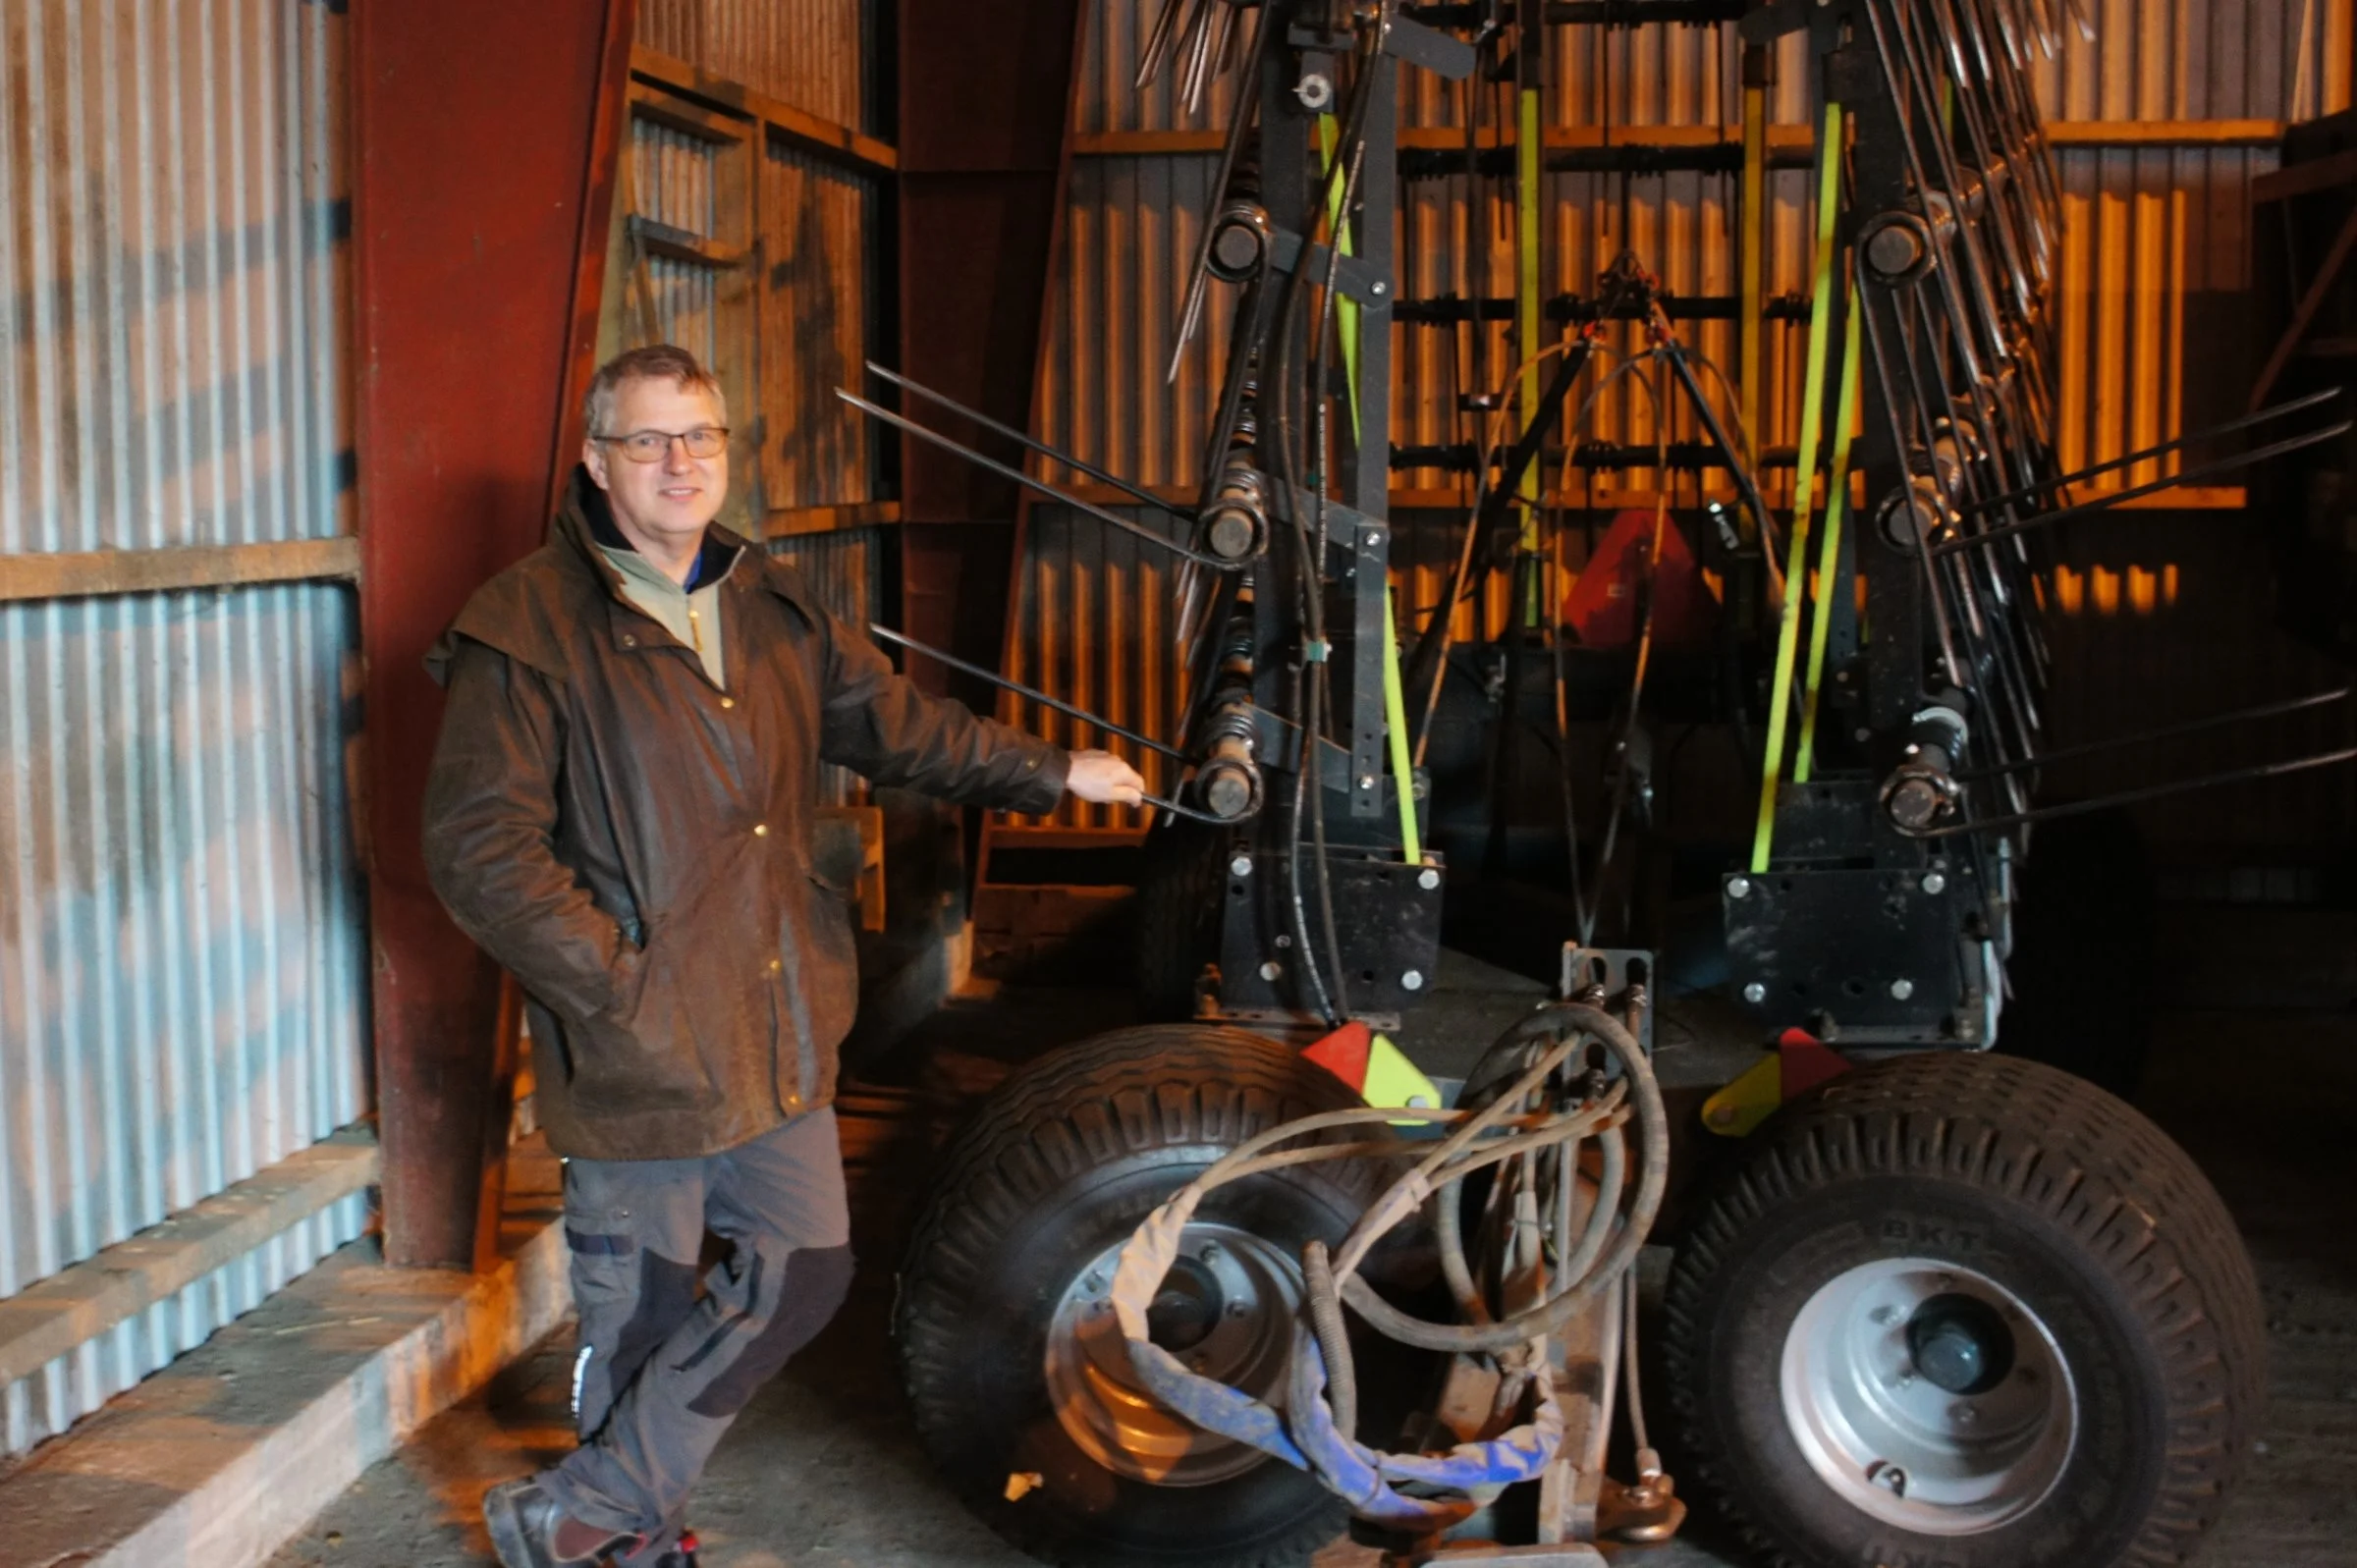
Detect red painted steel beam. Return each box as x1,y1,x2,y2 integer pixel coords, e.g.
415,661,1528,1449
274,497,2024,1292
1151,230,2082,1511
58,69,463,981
897,0,1085,697
353,0,634,1268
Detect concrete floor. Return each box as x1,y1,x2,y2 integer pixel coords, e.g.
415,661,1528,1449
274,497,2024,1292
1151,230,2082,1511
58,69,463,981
267,955,2357,1568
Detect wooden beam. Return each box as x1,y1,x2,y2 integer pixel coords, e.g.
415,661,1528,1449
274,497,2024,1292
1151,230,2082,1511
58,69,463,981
0,1128,378,1390
1071,128,1225,155
763,499,904,538
2047,118,2284,148
2252,142,2357,204
0,535,361,604
626,216,749,269
630,47,899,173
1076,120,2285,158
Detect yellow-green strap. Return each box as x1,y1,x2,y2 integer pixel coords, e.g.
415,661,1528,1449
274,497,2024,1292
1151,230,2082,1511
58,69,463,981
1318,115,1363,440
1382,583,1421,862
1749,101,1844,875
1515,86,1544,621
1795,302,1862,784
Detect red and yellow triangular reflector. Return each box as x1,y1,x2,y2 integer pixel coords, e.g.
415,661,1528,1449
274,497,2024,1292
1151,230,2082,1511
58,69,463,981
1306,1021,1443,1123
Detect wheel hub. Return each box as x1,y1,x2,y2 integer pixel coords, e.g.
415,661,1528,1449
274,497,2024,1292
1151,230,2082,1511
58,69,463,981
1781,1257,2078,1536
1044,1221,1301,1487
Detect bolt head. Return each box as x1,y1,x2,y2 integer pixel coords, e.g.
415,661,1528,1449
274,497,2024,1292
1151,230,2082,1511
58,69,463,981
1890,978,1916,1000
1920,870,1947,894
1742,981,1768,1004
1231,854,1254,878
1357,775,1377,790
1417,866,1441,891
1866,222,1927,277
1259,960,1283,982
1727,875,1753,900
1400,969,1425,992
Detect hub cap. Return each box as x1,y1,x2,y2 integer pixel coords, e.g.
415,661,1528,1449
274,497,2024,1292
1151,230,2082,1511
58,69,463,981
1044,1221,1301,1487
1781,1257,2077,1535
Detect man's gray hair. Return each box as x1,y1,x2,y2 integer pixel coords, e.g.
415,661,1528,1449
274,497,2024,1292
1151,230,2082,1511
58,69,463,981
583,344,727,437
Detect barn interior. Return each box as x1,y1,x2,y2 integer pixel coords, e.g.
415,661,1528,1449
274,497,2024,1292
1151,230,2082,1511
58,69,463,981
1,3,2355,1567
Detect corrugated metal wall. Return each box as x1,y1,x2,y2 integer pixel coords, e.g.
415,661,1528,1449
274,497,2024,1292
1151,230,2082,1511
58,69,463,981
615,12,881,809
771,525,883,805
762,141,881,510
635,0,878,131
628,121,726,372
1009,0,2357,852
0,0,365,1456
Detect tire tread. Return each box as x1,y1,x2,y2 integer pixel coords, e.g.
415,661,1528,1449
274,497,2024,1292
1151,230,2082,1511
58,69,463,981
1662,1053,2263,1568
897,1026,1374,1568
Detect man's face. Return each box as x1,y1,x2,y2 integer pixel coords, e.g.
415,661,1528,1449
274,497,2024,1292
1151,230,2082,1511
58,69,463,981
583,375,729,548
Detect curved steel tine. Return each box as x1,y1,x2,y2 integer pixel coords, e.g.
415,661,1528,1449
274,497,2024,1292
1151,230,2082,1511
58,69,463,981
837,390,1242,570
1961,384,2347,516
1963,688,2354,780
1930,417,2357,557
1924,746,2357,839
1167,6,1273,383
1138,0,1185,88
862,362,1195,520
864,622,1191,763
1181,0,1216,115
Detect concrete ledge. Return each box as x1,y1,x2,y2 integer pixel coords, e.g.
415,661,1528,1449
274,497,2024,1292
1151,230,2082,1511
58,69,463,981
0,1126,381,1390
0,1139,570,1568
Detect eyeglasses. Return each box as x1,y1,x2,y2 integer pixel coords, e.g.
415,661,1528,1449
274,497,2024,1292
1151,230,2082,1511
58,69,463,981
595,426,730,463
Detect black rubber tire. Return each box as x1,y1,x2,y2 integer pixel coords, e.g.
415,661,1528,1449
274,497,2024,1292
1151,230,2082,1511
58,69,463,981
895,1025,1378,1568
1999,808,2159,1097
1663,1051,2264,1568
1133,824,1231,1021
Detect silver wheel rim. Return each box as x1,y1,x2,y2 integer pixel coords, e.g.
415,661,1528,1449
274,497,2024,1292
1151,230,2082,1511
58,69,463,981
1780,1256,2078,1535
1044,1220,1300,1487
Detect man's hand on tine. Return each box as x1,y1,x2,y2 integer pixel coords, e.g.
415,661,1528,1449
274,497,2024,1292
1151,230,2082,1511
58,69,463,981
1066,748,1147,806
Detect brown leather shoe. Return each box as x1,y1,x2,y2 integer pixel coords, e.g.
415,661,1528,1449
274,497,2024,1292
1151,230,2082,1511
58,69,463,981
480,1478,641,1568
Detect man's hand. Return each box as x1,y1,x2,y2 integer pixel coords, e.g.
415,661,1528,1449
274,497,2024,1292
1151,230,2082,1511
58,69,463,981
1067,748,1147,806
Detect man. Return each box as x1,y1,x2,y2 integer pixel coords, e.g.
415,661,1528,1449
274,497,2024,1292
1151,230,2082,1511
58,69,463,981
421,344,1144,1568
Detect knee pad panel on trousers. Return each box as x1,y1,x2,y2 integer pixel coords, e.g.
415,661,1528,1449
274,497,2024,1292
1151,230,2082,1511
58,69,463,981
685,1243,854,1418
610,1253,701,1399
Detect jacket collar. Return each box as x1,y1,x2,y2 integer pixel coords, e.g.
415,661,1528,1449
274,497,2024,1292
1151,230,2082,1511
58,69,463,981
553,463,815,618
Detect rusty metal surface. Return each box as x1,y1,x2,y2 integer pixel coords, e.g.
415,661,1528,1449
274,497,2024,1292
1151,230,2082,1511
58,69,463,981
1000,502,1185,830
636,0,878,131
0,0,367,1456
769,525,881,805
762,142,882,509
354,0,635,1269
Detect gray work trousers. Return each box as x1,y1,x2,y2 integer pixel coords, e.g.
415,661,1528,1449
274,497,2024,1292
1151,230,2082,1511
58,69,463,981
539,1108,855,1551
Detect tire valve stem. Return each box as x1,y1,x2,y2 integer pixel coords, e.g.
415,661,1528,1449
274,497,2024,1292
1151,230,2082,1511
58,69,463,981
1866,1461,1908,1497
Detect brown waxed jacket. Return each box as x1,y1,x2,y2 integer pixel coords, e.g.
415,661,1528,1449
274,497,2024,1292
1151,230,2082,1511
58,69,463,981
421,467,1069,1162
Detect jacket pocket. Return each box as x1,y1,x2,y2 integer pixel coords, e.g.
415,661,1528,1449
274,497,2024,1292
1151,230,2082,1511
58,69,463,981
570,927,719,1113
795,866,859,1095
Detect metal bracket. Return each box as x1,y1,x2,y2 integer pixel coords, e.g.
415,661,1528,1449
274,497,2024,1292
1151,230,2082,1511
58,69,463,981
1267,228,1393,307
1558,946,1656,1055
